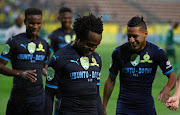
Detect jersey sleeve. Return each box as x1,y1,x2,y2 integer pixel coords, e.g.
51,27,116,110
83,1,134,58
0,37,15,61
44,54,59,114
109,48,120,77
45,54,59,90
157,48,174,75
45,52,65,90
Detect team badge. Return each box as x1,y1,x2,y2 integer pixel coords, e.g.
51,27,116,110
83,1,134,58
3,44,10,55
80,57,89,70
90,55,99,67
47,67,55,81
36,42,45,52
72,35,76,41
130,54,140,66
64,35,71,43
28,42,36,54
140,52,152,63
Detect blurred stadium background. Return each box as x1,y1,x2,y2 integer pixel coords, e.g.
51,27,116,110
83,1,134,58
0,0,180,114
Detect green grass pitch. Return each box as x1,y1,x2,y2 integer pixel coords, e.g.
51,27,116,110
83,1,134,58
0,41,180,115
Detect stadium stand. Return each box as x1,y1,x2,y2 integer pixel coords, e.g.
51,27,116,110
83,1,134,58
1,0,180,27
137,1,180,23
1,0,180,39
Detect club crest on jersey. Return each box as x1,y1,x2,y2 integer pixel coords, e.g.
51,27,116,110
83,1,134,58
64,35,71,43
80,57,89,70
28,42,36,54
140,52,152,63
36,42,45,52
90,55,99,67
72,35,76,41
3,44,10,55
47,67,55,81
130,54,140,66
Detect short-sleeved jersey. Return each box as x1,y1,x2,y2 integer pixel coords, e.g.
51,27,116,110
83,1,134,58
46,44,101,96
48,28,76,52
109,42,173,112
0,33,49,96
45,44,101,113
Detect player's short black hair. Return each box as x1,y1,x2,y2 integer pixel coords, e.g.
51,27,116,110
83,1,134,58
73,13,103,41
59,7,72,14
127,16,147,31
24,8,42,21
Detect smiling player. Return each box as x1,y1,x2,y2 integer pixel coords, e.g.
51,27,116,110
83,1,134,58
103,16,176,115
0,8,49,115
46,7,76,115
43,13,104,115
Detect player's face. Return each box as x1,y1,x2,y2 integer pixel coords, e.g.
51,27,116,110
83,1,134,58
25,15,42,38
78,31,102,56
127,26,148,52
59,12,72,29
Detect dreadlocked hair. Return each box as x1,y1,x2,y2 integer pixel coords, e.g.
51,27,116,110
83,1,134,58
127,16,147,31
73,13,103,41
25,8,42,21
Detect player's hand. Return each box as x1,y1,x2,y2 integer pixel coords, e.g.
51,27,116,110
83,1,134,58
158,88,170,104
166,96,179,111
18,70,37,82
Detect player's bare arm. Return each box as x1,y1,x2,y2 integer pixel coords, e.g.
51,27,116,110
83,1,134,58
166,74,180,110
171,75,180,99
103,74,116,115
0,58,37,82
158,71,176,104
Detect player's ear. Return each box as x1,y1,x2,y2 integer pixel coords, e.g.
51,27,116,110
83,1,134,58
144,30,148,38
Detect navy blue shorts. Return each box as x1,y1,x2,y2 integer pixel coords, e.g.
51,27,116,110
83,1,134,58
59,95,98,115
59,111,98,115
97,94,104,115
6,94,44,115
116,99,157,115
